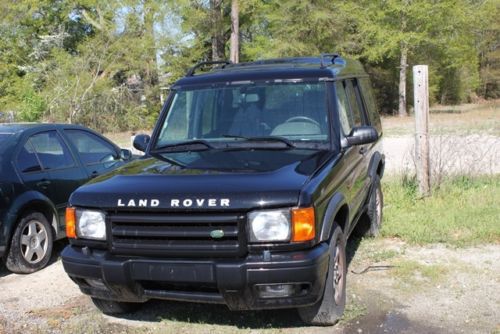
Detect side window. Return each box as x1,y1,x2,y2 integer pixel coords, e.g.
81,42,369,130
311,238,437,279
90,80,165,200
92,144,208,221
345,80,365,127
17,141,42,173
65,130,117,165
335,81,352,134
359,78,382,133
29,131,75,170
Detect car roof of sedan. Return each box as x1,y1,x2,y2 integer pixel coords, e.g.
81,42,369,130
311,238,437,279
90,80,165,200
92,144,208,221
0,123,86,134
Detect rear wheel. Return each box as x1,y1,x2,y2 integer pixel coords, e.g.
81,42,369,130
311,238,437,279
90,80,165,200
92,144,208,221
366,175,383,237
5,212,53,274
91,298,140,315
298,225,347,326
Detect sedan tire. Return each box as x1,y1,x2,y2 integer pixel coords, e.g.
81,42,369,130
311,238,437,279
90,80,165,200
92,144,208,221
5,212,53,274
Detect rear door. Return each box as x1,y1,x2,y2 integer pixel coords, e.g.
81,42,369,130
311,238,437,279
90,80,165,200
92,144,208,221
28,131,88,226
16,140,51,200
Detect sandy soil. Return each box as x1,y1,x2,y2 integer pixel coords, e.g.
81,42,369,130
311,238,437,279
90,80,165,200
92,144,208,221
1,240,498,334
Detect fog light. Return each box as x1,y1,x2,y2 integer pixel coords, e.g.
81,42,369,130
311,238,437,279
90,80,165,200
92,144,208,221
256,284,296,298
85,278,107,289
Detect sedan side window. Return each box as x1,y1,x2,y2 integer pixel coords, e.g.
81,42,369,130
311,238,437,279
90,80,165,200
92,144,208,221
64,130,117,165
17,141,42,173
29,131,75,170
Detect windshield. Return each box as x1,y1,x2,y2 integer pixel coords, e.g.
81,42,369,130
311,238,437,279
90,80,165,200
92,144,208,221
155,81,330,150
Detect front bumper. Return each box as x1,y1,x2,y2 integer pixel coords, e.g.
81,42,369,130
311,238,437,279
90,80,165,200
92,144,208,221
61,243,330,310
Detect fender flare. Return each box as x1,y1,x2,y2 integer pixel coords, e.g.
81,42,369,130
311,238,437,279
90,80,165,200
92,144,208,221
3,191,59,248
368,151,385,179
319,192,348,242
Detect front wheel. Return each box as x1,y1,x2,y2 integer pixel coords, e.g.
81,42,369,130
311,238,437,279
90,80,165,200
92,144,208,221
5,212,53,274
298,225,347,326
91,298,141,315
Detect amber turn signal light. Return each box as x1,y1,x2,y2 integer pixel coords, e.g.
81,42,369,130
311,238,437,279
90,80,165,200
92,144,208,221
66,207,77,239
291,207,315,242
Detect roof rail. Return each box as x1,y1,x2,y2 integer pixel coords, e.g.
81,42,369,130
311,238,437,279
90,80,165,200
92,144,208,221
185,60,233,76
320,53,341,68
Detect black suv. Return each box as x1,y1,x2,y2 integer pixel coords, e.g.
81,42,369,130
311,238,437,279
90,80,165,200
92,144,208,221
62,54,384,325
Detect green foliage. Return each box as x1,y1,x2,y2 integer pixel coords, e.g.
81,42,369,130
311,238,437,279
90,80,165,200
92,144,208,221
382,176,500,246
0,0,498,129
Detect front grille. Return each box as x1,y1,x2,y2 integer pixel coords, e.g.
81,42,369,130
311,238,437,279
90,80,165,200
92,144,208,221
109,212,247,257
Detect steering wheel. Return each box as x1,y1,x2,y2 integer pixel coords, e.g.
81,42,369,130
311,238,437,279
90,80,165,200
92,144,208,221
284,116,320,127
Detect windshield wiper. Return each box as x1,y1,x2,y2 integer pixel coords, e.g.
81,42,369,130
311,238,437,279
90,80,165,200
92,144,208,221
151,139,215,153
222,134,296,148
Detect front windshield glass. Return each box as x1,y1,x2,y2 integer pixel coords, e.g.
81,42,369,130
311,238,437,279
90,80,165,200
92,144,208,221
155,81,330,149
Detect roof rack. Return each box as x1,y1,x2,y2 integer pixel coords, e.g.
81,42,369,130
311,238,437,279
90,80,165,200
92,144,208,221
185,60,233,76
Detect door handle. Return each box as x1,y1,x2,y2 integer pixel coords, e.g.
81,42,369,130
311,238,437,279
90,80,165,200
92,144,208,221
359,146,367,155
90,171,99,178
36,180,51,188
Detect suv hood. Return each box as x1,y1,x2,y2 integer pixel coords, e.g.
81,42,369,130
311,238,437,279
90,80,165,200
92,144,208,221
70,149,332,211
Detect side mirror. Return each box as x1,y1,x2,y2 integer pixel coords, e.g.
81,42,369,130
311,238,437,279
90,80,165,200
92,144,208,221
343,126,378,148
120,149,132,161
133,134,150,152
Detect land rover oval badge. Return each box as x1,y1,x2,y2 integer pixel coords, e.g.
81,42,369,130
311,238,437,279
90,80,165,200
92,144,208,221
210,229,224,239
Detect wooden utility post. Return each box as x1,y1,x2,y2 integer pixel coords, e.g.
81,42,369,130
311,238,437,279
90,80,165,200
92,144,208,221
413,65,431,197
230,0,239,63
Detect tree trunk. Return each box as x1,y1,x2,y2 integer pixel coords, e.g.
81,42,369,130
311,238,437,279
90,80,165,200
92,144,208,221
143,0,159,104
210,0,225,61
398,45,408,117
230,0,239,63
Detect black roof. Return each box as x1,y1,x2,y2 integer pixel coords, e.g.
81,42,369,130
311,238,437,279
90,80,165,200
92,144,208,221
0,123,88,134
174,55,367,88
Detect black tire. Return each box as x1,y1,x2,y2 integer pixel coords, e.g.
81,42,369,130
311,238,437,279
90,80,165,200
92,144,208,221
91,298,141,315
366,175,383,237
5,212,53,274
298,225,347,326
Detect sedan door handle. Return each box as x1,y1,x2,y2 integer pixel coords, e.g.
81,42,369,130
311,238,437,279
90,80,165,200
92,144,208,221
359,146,367,155
36,180,51,188
90,171,99,178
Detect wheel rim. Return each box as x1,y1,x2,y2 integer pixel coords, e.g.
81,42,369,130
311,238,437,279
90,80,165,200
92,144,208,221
333,242,345,304
20,220,49,264
375,187,382,227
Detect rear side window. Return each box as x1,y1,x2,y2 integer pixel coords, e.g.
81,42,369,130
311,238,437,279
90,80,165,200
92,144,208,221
65,130,117,165
29,131,75,170
359,78,382,133
17,141,42,173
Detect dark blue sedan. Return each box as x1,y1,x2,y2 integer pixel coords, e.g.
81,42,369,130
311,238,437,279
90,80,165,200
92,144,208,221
0,123,132,273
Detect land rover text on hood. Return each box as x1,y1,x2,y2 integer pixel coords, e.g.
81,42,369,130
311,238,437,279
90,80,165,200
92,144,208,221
62,54,385,326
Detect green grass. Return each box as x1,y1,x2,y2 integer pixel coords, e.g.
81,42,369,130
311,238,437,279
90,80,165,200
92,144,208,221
391,259,447,286
381,175,500,246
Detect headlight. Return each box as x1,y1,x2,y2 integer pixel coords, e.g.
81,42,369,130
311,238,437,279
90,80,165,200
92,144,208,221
76,209,106,240
248,209,291,242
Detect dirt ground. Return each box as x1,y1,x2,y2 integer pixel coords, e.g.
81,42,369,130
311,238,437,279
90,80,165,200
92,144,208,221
0,239,498,334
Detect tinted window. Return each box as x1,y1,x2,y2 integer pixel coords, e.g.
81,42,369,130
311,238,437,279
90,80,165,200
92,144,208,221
29,131,75,170
345,80,364,127
17,141,42,173
359,78,382,133
65,130,117,165
335,82,351,135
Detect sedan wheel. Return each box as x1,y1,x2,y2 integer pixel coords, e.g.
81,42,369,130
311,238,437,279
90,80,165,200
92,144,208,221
5,212,54,274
